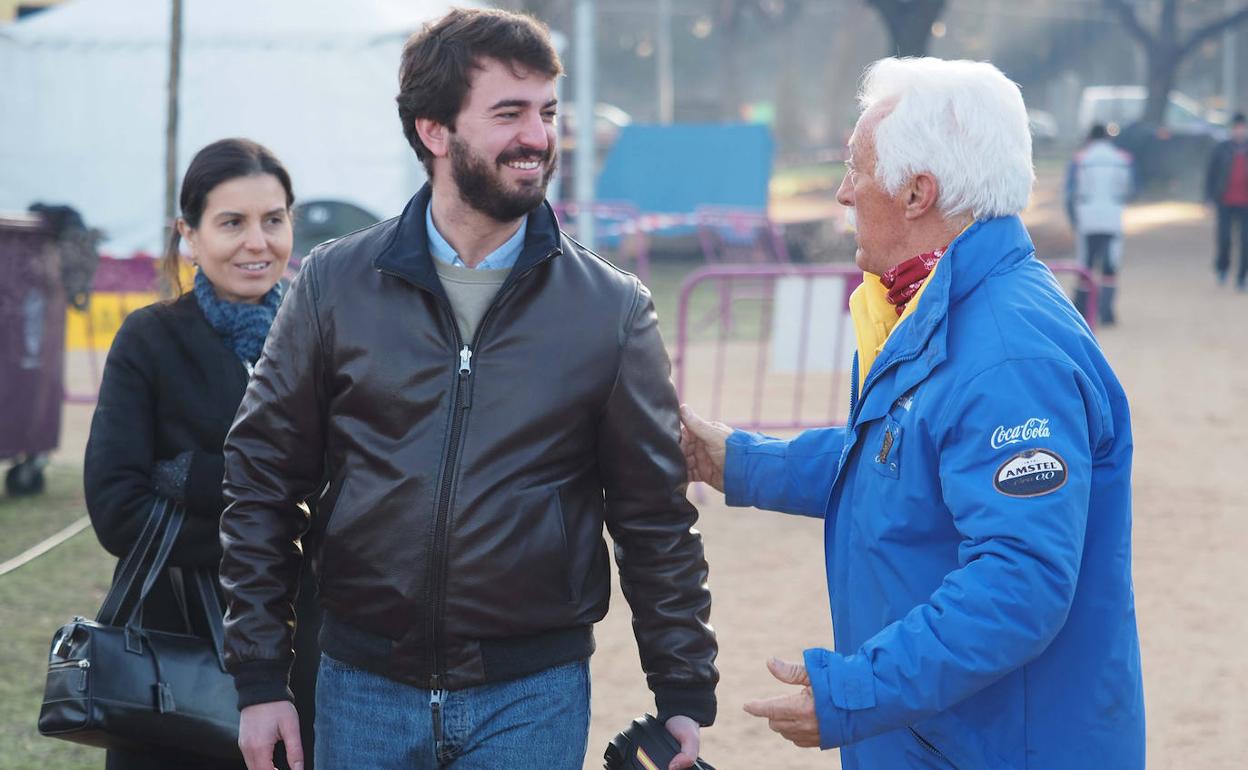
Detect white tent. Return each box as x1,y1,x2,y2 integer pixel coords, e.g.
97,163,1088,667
0,0,483,257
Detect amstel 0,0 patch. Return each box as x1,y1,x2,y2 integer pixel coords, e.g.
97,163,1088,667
993,448,1068,497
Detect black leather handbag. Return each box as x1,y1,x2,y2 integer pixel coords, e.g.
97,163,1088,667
37,498,242,759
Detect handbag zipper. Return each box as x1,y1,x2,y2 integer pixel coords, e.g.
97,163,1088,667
48,659,90,690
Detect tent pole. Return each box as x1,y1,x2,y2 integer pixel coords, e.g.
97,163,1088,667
574,0,596,250
164,0,182,284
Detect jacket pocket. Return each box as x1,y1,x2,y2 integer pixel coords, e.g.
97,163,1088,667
550,490,575,604
315,476,349,584
908,727,961,769
909,708,1022,770
462,486,576,610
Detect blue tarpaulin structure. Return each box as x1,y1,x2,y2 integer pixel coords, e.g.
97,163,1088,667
596,123,774,218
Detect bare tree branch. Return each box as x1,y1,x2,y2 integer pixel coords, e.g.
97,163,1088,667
1180,4,1248,58
1103,0,1155,48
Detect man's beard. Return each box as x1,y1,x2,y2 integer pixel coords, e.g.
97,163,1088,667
449,134,557,223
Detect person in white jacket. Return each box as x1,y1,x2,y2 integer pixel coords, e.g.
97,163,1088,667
1065,124,1134,325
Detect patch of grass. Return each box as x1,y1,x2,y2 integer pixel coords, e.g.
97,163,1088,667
0,464,113,770
771,162,845,198
642,260,770,346
0,465,90,563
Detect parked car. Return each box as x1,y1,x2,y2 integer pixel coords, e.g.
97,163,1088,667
1077,86,1227,140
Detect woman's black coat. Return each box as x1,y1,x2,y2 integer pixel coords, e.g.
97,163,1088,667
84,292,319,770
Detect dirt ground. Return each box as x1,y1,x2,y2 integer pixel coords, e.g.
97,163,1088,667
44,190,1247,769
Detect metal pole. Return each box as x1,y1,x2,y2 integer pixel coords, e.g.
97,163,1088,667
1224,0,1239,115
574,0,596,250
657,0,674,124
164,0,182,275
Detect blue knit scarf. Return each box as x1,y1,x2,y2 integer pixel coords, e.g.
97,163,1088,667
192,270,282,364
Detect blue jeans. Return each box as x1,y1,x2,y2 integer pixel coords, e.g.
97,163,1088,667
314,654,590,769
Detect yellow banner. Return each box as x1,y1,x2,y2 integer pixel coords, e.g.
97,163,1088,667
65,292,160,351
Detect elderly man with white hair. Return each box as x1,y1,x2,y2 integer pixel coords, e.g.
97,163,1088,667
681,57,1145,768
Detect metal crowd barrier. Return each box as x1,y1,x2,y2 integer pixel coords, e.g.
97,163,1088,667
672,260,1099,433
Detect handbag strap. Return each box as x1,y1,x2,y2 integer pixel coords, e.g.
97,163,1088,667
94,499,228,670
96,498,172,626
193,568,229,671
167,567,194,632
169,565,227,669
126,501,186,625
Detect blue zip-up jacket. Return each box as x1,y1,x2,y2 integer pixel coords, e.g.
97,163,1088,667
724,216,1144,769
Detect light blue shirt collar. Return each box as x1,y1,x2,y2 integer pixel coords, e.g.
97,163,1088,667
426,204,526,270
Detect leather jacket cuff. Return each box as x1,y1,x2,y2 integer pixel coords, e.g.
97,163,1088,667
654,684,717,727
231,659,294,710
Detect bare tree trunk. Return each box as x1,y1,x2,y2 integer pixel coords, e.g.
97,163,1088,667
865,0,946,57
1105,0,1248,127
1143,50,1179,125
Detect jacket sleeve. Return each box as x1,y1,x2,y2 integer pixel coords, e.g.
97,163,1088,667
597,281,719,726
219,262,328,708
723,427,845,517
83,311,223,568
803,358,1106,748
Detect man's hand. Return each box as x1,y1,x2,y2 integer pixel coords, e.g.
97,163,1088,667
742,657,821,749
665,715,701,770
679,405,732,493
239,700,303,770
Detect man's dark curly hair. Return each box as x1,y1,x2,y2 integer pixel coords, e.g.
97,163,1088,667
396,8,563,176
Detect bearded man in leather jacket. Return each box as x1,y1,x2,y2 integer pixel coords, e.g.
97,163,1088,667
218,9,717,770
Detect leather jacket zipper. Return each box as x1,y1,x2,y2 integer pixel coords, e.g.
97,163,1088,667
397,247,560,691
428,339,471,689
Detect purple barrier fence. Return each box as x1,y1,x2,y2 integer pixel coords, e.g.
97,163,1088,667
674,264,862,432
553,201,651,283
1046,260,1099,329
91,254,160,292
673,260,1099,433
692,208,789,333
694,205,789,265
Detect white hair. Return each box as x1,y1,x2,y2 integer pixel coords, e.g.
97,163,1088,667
858,57,1035,220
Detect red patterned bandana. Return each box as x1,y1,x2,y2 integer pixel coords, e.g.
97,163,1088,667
879,247,945,316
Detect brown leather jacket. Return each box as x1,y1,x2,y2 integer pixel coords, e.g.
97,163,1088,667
220,186,718,723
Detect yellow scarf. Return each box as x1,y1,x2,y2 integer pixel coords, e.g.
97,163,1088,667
848,258,943,390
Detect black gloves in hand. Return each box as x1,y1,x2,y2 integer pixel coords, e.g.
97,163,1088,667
152,451,193,504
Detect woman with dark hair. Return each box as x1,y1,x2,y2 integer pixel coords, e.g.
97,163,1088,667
84,138,318,770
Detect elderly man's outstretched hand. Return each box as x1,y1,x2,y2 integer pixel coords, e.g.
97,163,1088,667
743,657,821,749
679,405,732,493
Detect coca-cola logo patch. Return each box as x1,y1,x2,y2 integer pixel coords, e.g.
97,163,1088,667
990,417,1051,449
993,448,1067,497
